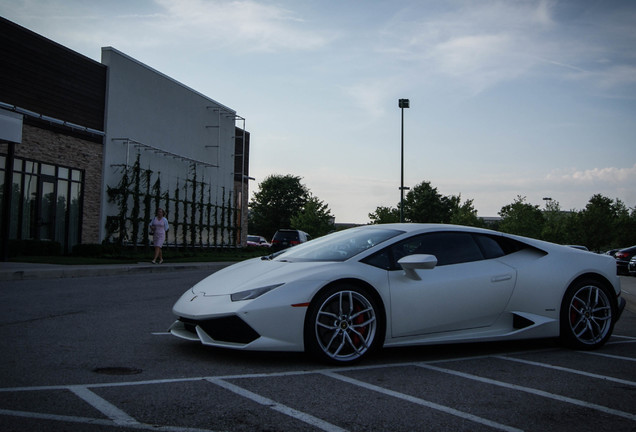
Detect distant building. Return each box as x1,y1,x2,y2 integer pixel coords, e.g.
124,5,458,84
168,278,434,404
0,17,249,258
480,216,502,227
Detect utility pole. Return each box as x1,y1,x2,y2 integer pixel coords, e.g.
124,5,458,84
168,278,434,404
398,99,410,223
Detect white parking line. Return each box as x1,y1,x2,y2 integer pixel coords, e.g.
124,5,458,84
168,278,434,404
493,355,636,386
322,371,523,432
580,351,636,362
69,386,139,426
206,377,348,432
1,347,635,431
610,334,636,341
0,408,116,427
0,408,222,432
417,363,636,421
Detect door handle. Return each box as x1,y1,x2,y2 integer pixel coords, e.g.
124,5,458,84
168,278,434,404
491,274,512,283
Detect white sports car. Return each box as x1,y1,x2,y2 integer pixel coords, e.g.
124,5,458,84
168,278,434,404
170,224,626,364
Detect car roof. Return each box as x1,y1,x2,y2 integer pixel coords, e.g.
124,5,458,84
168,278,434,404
352,223,560,258
366,223,499,235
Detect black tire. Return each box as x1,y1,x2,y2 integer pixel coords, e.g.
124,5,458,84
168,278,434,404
560,278,615,349
304,284,384,364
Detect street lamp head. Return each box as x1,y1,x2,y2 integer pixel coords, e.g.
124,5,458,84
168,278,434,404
398,99,410,109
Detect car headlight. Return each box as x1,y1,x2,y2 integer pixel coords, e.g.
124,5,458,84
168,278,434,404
230,284,284,302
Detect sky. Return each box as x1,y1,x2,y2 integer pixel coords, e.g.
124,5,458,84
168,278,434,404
2,0,635,223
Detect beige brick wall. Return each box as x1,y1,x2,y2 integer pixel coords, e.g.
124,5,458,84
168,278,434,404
1,123,103,244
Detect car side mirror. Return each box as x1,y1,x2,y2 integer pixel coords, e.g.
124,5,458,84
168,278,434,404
398,254,437,280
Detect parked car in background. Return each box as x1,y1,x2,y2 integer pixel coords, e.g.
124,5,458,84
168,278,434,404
615,245,636,275
270,229,311,252
605,249,620,258
628,256,636,276
247,235,270,248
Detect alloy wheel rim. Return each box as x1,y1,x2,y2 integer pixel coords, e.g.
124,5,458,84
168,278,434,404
568,285,612,345
315,290,377,361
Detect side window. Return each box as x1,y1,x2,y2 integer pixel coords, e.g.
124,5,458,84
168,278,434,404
474,234,505,259
362,231,537,270
361,249,392,270
407,232,484,266
363,231,485,270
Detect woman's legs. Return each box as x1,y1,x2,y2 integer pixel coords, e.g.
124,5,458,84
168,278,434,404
153,246,160,263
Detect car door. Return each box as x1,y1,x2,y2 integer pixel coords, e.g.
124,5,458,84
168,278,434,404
387,232,517,338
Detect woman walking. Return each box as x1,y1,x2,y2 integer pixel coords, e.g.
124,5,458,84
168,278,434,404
149,208,169,264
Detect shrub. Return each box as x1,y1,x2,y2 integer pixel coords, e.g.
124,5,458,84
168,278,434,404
9,240,62,257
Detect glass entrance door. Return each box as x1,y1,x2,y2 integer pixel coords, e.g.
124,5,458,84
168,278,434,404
38,178,56,241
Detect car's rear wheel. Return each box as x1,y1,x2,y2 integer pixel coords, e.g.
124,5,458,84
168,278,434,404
305,284,383,364
560,279,615,349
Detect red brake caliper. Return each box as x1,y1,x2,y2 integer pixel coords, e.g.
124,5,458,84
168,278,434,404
352,304,366,346
570,299,581,326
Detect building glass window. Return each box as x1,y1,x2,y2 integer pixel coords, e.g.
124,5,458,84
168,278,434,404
41,164,55,176
25,161,37,175
0,155,4,233
23,173,37,239
2,157,84,253
39,179,56,240
10,172,21,238
68,181,82,247
56,179,68,245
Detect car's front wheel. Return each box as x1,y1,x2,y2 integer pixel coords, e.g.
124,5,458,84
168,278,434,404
305,284,383,364
560,279,615,349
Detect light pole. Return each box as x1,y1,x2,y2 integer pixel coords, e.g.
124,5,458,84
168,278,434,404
543,197,553,210
398,98,410,223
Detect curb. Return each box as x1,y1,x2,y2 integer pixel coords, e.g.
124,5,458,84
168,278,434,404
0,262,234,281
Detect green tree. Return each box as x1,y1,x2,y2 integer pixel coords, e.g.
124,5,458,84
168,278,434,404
369,182,481,226
577,194,628,252
540,200,573,244
449,197,483,227
368,206,400,224
498,196,544,238
248,174,310,239
624,206,636,246
613,200,636,247
290,195,335,237
401,181,454,223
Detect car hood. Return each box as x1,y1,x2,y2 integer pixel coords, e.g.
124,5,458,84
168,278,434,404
191,257,337,296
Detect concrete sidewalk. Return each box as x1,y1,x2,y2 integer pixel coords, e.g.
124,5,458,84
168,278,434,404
0,261,234,281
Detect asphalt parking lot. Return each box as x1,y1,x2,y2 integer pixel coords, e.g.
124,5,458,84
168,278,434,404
0,270,634,432
1,335,634,431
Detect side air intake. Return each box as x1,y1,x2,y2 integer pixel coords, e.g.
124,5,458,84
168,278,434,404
512,313,535,329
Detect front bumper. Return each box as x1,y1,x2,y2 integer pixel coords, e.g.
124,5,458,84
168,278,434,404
169,315,260,347
616,297,626,322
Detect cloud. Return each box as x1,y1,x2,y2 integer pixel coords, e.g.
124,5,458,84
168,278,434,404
547,164,636,185
1,0,337,55
341,77,401,119
374,1,551,91
152,0,336,52
427,164,636,217
375,0,636,94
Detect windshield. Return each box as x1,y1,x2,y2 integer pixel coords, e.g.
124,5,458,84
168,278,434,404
273,231,299,241
273,227,403,262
